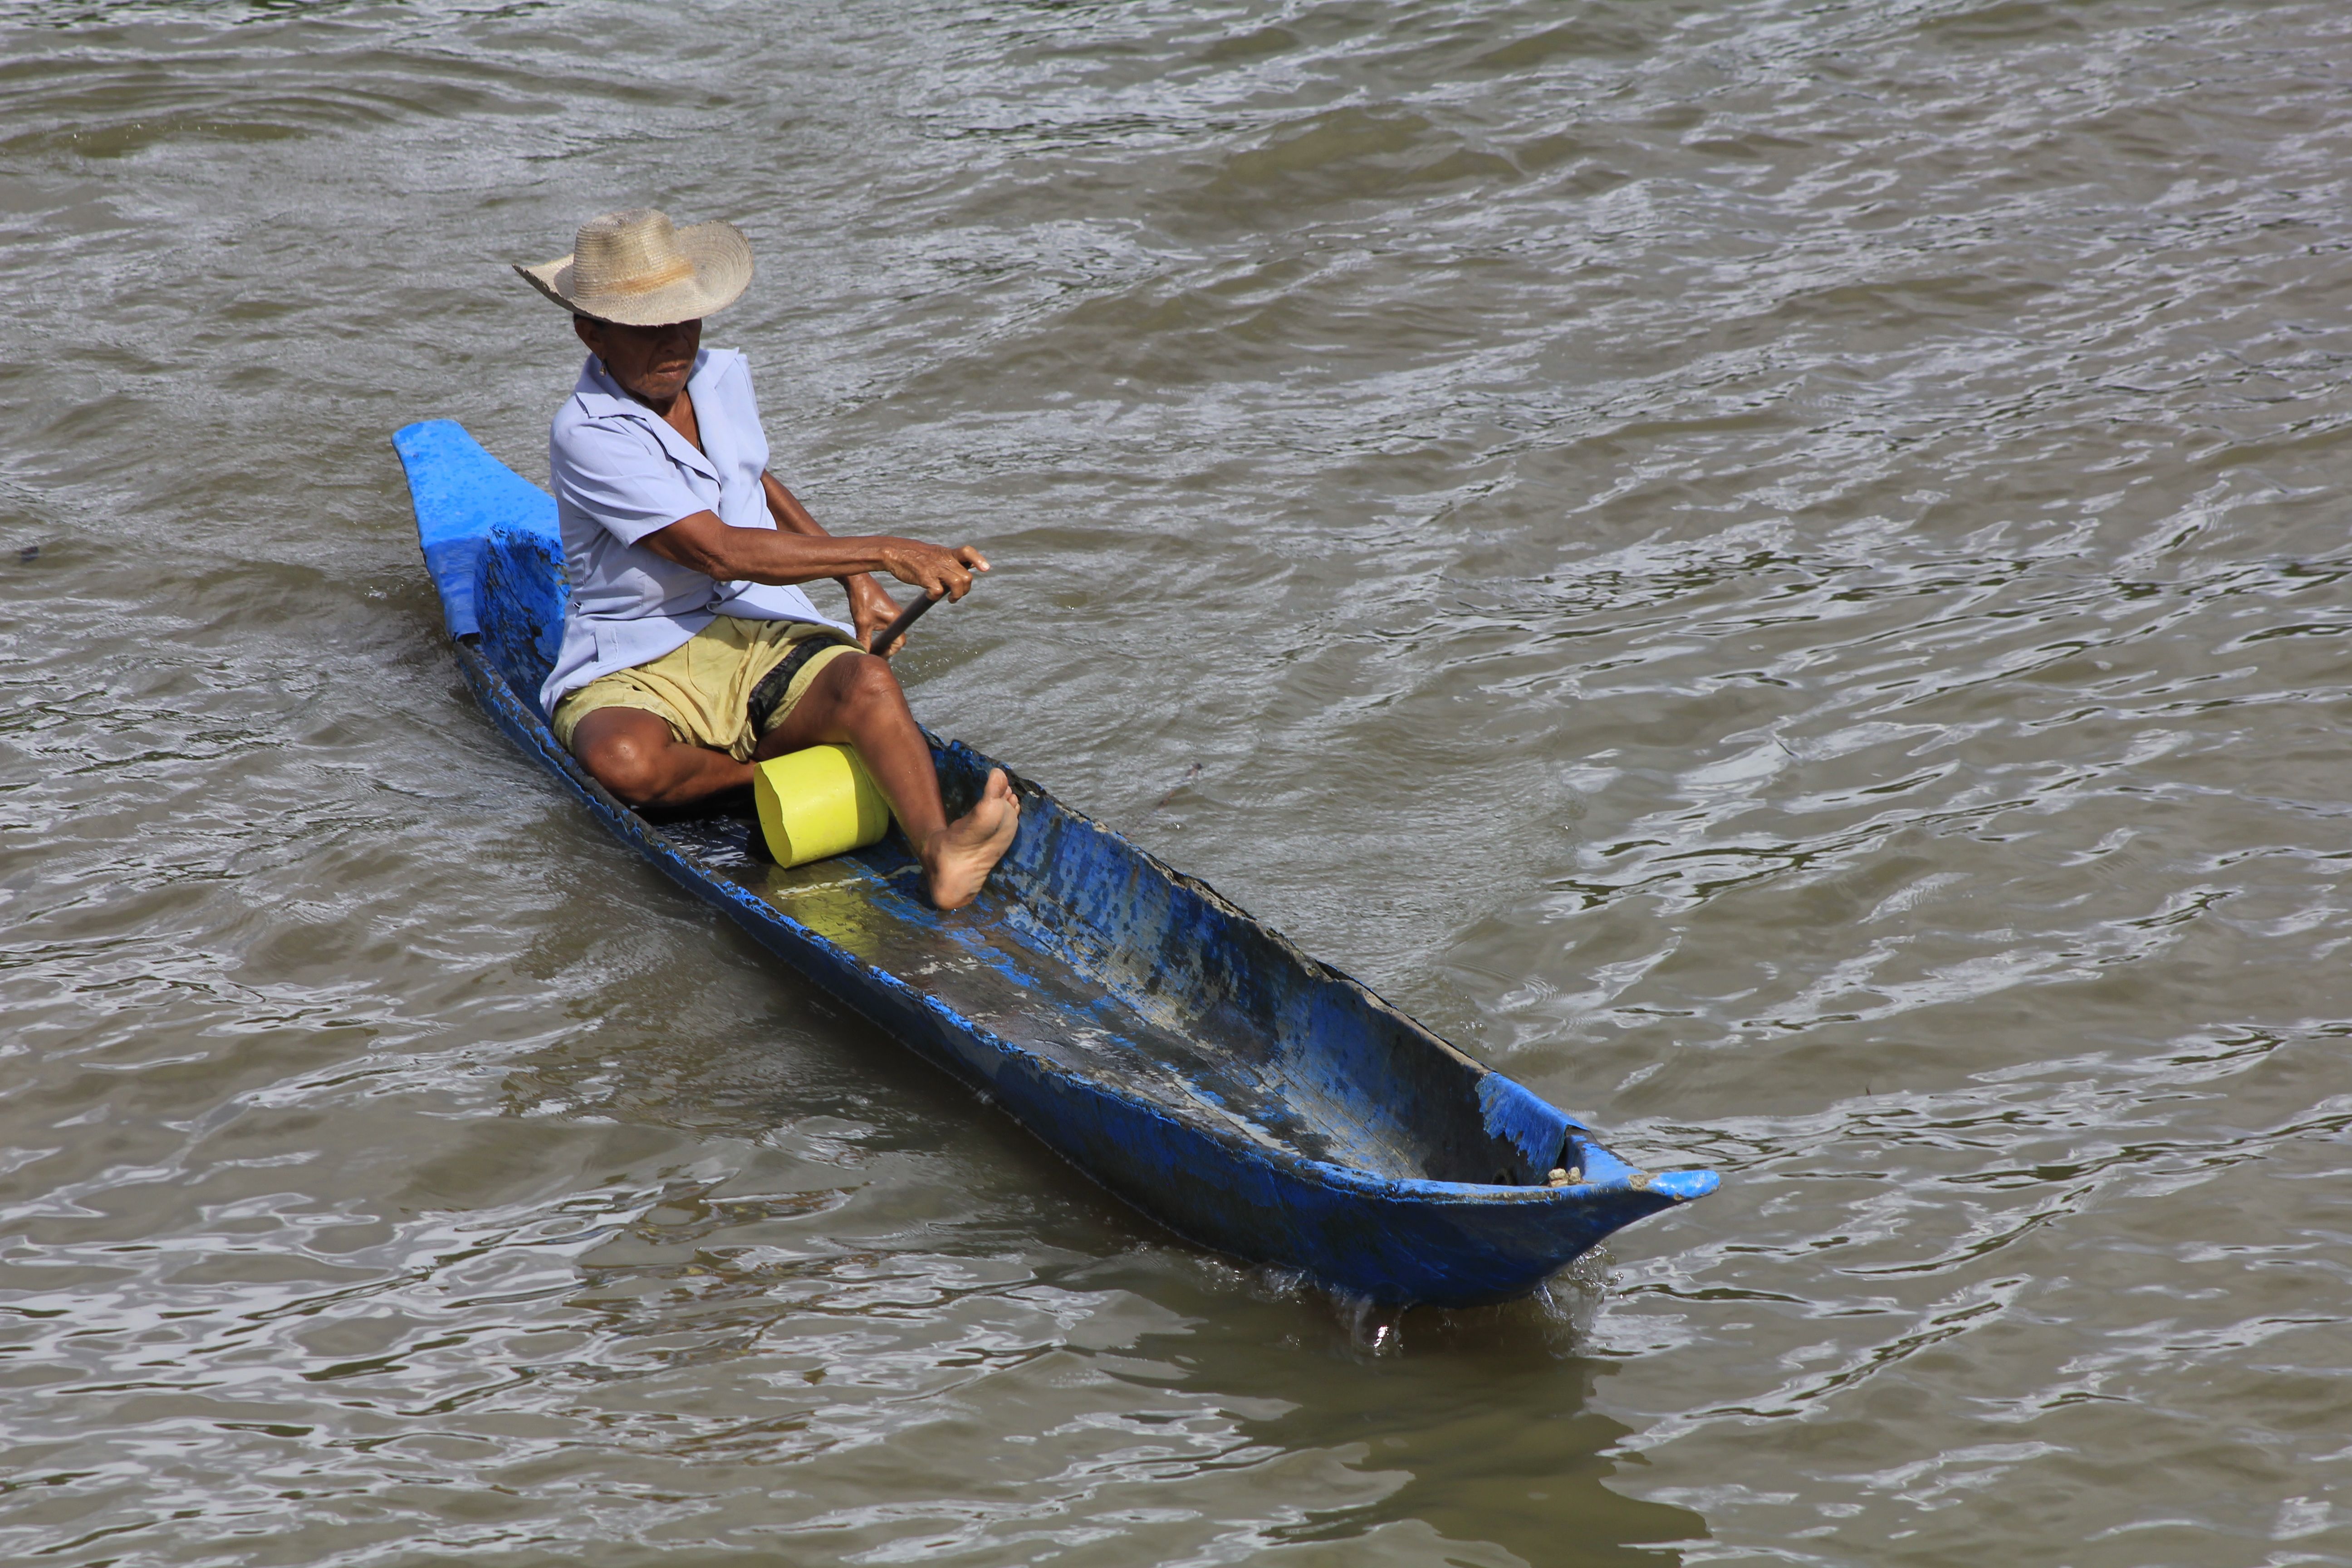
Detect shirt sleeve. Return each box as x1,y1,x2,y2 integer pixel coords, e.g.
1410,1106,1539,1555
549,416,709,548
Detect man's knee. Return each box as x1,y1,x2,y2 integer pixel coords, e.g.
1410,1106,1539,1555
826,651,906,718
578,726,670,806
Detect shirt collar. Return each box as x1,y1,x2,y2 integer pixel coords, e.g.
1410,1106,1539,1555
571,351,721,481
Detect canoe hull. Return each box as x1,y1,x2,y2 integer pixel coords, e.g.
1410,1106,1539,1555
398,418,1717,1307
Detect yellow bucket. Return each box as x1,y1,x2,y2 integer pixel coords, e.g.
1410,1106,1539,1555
752,744,893,867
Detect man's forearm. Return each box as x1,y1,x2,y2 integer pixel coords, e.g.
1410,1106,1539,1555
644,510,912,586
762,472,889,602
761,472,825,536
639,506,984,604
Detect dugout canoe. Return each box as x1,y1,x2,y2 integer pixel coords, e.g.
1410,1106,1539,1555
392,418,1718,1307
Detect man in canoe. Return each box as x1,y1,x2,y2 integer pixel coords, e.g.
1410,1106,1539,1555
515,207,1019,909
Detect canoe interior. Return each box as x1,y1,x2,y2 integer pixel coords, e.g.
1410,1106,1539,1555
396,417,1717,1302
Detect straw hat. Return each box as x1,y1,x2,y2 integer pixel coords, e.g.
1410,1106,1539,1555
513,208,752,326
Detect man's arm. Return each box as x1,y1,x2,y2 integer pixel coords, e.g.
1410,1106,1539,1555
634,507,987,612
760,472,902,650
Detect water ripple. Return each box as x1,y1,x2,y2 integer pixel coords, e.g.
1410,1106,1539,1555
7,0,2352,1563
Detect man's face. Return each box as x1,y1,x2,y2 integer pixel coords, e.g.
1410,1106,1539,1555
574,316,703,404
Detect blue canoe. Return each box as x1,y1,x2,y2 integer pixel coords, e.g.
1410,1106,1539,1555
393,419,1718,1307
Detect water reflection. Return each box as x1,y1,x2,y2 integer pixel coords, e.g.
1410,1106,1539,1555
1207,1315,1705,1563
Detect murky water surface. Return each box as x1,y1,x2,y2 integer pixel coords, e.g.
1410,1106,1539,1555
7,1,2352,1562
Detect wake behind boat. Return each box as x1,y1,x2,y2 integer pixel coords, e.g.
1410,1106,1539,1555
394,417,1717,1307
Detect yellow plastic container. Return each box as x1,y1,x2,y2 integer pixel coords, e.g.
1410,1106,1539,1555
752,744,892,867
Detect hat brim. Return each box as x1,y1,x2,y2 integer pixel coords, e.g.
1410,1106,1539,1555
513,219,752,326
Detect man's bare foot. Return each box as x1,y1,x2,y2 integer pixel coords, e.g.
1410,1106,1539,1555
920,768,1020,910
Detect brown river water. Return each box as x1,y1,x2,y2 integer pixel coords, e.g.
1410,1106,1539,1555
5,1,2351,1563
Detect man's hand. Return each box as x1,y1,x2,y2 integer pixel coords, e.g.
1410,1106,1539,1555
877,541,990,604
846,575,902,653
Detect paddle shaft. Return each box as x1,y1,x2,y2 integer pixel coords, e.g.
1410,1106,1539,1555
873,590,941,657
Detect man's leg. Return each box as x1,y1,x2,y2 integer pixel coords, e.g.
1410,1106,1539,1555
571,706,753,808
755,650,1018,910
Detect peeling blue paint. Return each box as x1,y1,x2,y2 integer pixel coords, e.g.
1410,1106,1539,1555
1476,1073,1578,1174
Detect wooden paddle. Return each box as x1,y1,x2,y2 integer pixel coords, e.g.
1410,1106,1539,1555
872,588,942,658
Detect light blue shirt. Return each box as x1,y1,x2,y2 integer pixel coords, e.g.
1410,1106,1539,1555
538,348,853,713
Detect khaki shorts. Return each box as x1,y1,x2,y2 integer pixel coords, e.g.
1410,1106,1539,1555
549,616,858,762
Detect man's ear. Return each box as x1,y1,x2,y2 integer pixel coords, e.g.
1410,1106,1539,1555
573,315,603,358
